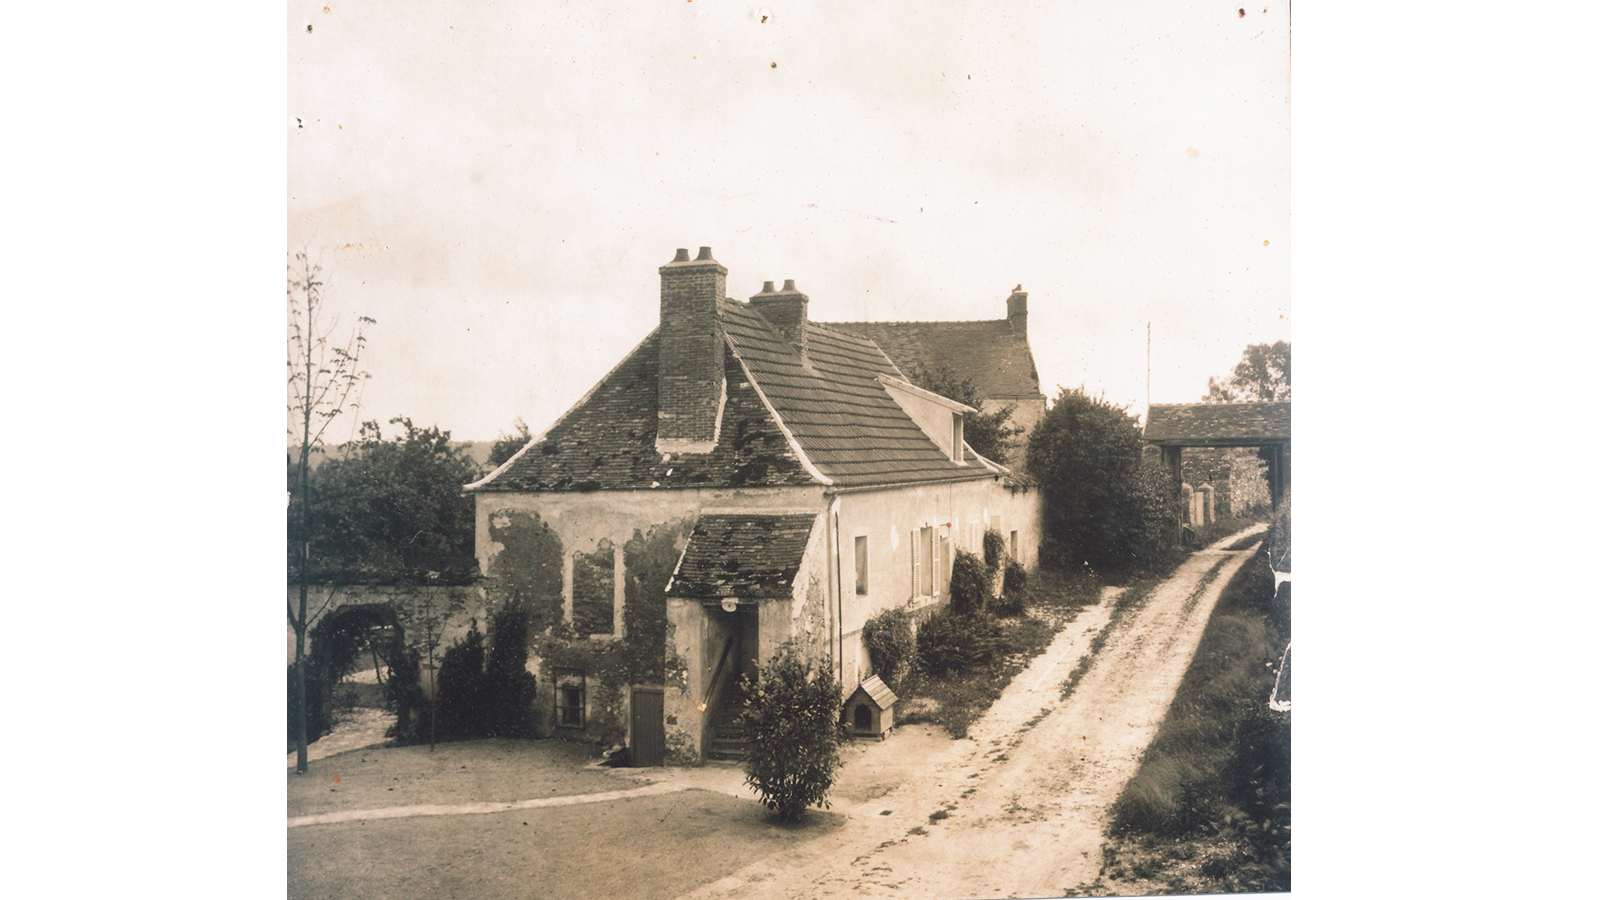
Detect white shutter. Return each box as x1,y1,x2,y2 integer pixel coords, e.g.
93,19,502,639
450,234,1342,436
911,529,921,598
932,525,943,596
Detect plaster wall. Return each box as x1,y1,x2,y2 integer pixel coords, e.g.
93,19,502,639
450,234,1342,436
830,477,1040,688
474,485,827,759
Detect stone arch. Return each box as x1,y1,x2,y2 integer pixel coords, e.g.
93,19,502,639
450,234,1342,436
302,603,409,746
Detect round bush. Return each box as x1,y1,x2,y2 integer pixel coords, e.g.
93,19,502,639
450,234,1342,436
862,607,915,689
948,550,990,615
739,642,847,822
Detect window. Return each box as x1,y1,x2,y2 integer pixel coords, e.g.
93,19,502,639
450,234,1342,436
952,414,965,462
555,668,586,729
912,525,944,598
854,535,869,595
1010,530,1018,558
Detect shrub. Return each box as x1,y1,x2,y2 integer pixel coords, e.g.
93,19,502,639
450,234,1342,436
982,529,1008,568
992,564,1030,617
1003,560,1027,594
917,607,1002,676
482,601,539,737
862,607,915,689
738,642,847,822
433,620,487,740
948,550,990,616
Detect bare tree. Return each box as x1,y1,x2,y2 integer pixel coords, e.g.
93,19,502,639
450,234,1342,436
287,251,374,774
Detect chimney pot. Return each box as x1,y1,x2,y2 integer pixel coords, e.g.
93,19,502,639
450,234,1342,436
782,279,796,291
696,246,714,261
761,281,775,293
672,248,690,262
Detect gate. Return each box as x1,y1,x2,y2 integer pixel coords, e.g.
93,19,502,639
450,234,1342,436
630,687,665,767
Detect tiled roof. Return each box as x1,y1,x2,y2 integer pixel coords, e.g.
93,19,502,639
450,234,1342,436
821,320,1042,400
722,302,987,487
1143,402,1291,446
666,513,817,598
473,299,998,493
473,332,814,492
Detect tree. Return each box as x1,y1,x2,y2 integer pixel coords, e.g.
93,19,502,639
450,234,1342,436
908,364,1026,464
1204,341,1290,402
1027,387,1173,575
287,251,374,774
487,418,532,469
299,417,483,584
738,642,847,822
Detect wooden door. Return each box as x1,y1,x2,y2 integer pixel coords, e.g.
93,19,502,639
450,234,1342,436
630,688,665,767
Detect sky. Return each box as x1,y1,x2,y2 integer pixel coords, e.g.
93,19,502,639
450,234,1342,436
289,0,1288,445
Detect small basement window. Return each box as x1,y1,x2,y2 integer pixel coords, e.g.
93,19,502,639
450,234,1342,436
555,668,586,729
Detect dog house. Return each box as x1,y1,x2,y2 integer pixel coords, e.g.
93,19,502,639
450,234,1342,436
844,675,897,739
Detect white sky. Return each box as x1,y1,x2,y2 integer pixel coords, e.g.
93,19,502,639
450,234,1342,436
289,0,1288,444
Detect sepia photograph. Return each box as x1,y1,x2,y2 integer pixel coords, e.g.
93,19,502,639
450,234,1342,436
287,3,1289,897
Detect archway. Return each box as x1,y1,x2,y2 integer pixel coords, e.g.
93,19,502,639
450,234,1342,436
298,604,410,750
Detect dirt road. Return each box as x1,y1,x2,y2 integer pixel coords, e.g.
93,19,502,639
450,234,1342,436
680,525,1266,900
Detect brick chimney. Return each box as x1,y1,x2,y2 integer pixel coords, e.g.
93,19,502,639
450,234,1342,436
657,246,727,454
1007,285,1028,339
749,278,810,359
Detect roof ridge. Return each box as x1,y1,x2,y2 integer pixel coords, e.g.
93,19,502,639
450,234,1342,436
1149,400,1291,407
819,318,1010,327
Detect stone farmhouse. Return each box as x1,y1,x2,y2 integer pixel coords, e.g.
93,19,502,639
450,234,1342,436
466,247,1044,764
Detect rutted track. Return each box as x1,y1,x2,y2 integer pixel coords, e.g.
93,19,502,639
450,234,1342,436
679,525,1266,900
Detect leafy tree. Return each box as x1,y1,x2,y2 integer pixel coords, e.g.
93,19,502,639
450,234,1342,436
738,642,847,822
287,251,374,774
1027,387,1174,575
908,364,1026,465
293,417,483,585
487,418,532,470
1204,341,1291,402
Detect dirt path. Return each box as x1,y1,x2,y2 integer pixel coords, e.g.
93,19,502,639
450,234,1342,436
679,525,1266,900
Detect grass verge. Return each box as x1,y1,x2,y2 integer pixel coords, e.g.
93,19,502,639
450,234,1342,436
1088,545,1290,896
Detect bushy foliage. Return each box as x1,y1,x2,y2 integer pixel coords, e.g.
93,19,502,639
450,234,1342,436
1028,388,1177,575
993,560,1031,617
738,642,847,822
982,529,1007,568
908,364,1026,464
1003,560,1027,595
916,608,1003,676
288,417,482,585
481,601,539,738
947,550,990,615
433,620,488,740
1129,458,1181,571
421,607,539,742
862,607,916,689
